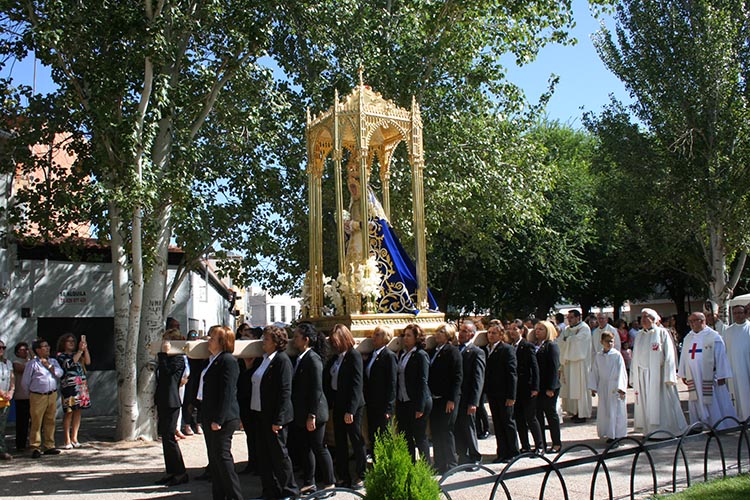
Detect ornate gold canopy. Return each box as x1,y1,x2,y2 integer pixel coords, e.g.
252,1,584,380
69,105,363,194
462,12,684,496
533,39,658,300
304,72,430,322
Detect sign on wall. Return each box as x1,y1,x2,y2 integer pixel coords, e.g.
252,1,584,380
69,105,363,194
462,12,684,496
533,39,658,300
59,289,88,305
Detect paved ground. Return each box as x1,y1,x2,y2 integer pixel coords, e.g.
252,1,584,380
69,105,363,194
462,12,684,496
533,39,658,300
0,382,747,499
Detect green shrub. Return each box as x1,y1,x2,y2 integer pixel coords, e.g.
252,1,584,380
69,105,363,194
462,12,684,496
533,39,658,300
364,425,441,500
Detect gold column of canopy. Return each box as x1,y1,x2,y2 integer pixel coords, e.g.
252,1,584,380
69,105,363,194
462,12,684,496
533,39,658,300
304,73,439,329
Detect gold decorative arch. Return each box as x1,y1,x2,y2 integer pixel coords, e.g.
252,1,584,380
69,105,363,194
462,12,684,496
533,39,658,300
304,72,433,328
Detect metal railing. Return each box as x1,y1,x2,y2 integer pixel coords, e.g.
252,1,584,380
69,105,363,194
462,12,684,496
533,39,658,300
305,417,750,499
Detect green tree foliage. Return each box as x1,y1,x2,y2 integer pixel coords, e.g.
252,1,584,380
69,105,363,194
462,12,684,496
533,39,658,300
365,425,440,500
593,0,750,308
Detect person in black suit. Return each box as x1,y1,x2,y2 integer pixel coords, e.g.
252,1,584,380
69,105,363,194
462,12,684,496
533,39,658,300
485,324,519,463
509,319,544,455
291,323,335,496
428,323,462,473
236,324,261,474
534,320,562,453
199,325,243,500
454,320,486,466
154,330,188,486
364,325,397,451
396,323,432,463
324,324,366,489
248,326,299,500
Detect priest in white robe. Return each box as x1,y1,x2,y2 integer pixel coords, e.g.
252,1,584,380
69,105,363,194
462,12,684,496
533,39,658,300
559,309,593,422
679,312,737,430
592,313,621,355
588,332,628,441
722,305,750,421
631,308,687,436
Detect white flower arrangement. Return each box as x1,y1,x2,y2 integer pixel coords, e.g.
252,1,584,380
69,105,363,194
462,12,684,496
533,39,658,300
353,256,383,303
323,272,349,315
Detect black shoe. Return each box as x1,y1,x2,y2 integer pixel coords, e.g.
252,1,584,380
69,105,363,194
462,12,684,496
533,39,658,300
300,484,317,495
44,448,61,455
478,431,491,440
31,449,41,459
166,473,189,486
154,475,173,485
350,480,365,490
0,452,11,460
535,448,545,456
572,417,587,424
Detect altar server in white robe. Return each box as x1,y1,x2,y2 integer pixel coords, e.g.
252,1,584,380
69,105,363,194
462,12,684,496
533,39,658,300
592,313,621,355
631,308,687,436
588,331,628,441
679,312,737,429
722,305,750,420
559,309,593,422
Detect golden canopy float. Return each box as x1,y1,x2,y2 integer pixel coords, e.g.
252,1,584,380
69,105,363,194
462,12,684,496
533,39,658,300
303,71,444,336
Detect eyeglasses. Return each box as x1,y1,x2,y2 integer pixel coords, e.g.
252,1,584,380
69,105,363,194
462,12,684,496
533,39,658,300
0,346,5,350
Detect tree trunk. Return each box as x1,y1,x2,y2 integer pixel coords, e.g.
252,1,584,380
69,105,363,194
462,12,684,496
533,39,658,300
111,203,138,441
708,219,729,312
135,205,173,440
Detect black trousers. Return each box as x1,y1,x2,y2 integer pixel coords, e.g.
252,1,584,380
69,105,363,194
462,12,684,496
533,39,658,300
537,389,562,448
515,397,543,451
297,420,335,487
204,418,243,500
396,399,432,463
157,405,186,475
488,397,518,460
430,397,458,472
476,395,490,436
333,406,366,484
14,399,30,451
454,405,481,463
366,405,391,450
253,413,298,499
238,397,256,468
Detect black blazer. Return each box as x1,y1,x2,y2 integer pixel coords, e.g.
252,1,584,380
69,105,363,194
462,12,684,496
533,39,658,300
155,353,185,409
257,351,294,426
484,342,517,402
324,347,365,415
200,351,240,426
398,349,431,413
514,339,540,400
428,343,463,402
292,349,328,426
183,357,207,406
364,346,397,416
536,340,561,392
459,344,486,408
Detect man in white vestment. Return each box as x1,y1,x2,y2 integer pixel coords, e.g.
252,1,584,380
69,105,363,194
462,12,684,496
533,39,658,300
592,313,621,355
722,305,750,420
679,312,737,429
559,309,593,423
631,308,687,436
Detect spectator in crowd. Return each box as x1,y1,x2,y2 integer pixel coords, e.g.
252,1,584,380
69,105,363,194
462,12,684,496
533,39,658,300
182,329,205,437
509,319,543,455
555,313,566,334
589,331,628,445
364,325,397,453
236,324,260,474
22,338,63,458
396,323,432,464
291,323,335,496
201,326,243,500
154,329,188,486
12,342,31,452
615,319,632,375
0,339,14,460
428,323,462,473
56,333,92,449
455,320,486,467
534,321,562,453
324,324,366,489
485,324,518,463
592,313,620,354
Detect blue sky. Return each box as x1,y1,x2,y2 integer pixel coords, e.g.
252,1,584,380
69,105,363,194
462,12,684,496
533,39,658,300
3,0,631,125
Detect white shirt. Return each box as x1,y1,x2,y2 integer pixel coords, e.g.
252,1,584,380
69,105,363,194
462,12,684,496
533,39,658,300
398,347,416,402
367,346,386,378
250,351,277,411
196,353,218,402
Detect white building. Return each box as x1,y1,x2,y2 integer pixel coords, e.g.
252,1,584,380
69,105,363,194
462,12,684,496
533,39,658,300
246,286,301,326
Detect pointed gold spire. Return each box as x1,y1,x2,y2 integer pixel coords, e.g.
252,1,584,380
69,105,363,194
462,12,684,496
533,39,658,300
358,65,364,87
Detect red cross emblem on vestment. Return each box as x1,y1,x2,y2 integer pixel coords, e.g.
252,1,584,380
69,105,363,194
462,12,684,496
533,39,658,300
690,342,702,359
